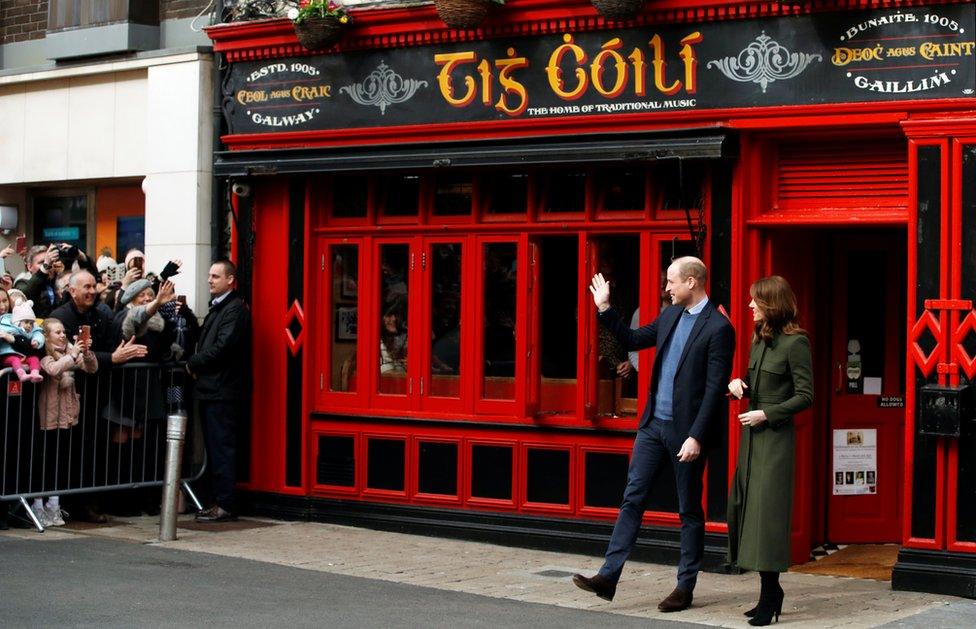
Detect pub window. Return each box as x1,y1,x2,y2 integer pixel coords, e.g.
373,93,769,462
378,244,410,396
539,168,587,214
428,242,463,399
418,441,458,496
655,160,706,214
598,167,647,213
432,173,473,217
583,451,629,509
482,171,528,216
378,173,421,218
592,235,640,417
481,242,518,402
526,448,570,505
471,444,513,501
538,236,579,414
366,438,406,492
330,244,359,393
331,175,369,219
316,435,355,487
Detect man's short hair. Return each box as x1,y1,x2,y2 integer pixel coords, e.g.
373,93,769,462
26,245,47,265
673,256,708,285
69,270,95,289
212,259,237,280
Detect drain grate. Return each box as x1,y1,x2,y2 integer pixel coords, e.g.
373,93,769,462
534,569,575,578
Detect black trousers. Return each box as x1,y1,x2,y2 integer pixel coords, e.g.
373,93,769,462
200,400,240,511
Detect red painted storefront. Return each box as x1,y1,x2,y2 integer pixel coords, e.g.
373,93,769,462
207,0,976,597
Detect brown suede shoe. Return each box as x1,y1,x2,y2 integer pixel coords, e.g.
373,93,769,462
572,573,616,601
657,587,693,612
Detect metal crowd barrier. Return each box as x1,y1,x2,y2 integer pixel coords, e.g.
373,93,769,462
1,361,206,531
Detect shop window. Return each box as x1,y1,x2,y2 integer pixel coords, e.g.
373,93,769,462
316,435,355,487
428,243,463,398
538,236,578,414
330,244,359,393
584,451,629,509
378,244,410,395
418,441,458,496
655,160,705,214
432,173,473,217
33,194,88,250
482,242,517,401
592,235,640,418
599,167,646,213
332,175,369,219
379,174,420,218
482,171,528,216
471,444,512,500
540,169,587,214
116,216,144,259
367,438,405,491
526,448,570,505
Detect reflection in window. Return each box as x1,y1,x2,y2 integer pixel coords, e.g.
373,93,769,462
433,174,473,216
330,245,359,392
539,236,578,413
594,236,639,417
379,244,409,394
483,172,528,215
541,170,586,213
657,160,705,210
332,175,368,218
430,243,462,398
601,168,646,212
380,174,420,217
482,243,517,400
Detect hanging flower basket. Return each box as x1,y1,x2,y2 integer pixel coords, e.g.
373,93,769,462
591,0,646,21
433,0,495,30
294,14,346,49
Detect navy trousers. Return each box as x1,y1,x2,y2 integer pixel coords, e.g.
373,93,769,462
200,400,240,512
598,419,707,592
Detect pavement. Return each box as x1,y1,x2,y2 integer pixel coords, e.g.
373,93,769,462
2,513,974,628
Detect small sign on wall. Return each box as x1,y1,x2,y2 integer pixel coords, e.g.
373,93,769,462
833,429,878,496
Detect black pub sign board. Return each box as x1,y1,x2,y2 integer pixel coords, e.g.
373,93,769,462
222,4,976,135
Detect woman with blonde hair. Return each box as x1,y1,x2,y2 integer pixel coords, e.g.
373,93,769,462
726,276,813,626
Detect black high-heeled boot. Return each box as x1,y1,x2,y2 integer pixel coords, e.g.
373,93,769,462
748,571,784,626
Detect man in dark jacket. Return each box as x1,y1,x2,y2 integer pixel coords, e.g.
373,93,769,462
187,260,250,523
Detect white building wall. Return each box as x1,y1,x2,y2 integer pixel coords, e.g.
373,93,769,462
0,52,213,313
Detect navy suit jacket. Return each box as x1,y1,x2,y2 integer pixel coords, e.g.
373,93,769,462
597,300,735,447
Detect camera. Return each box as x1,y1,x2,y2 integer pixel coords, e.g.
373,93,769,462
231,182,251,197
58,243,80,266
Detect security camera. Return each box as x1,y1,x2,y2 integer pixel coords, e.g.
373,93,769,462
231,182,251,197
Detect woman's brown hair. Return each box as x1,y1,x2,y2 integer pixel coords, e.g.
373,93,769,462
751,275,805,343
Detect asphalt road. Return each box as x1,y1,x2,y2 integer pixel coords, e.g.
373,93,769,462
0,536,700,628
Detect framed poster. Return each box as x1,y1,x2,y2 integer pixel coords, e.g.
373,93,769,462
335,306,357,342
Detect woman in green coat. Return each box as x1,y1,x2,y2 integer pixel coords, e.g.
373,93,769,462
726,276,813,626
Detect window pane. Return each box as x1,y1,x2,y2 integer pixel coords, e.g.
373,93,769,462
601,168,646,212
330,245,359,392
483,243,517,400
34,195,87,250
379,244,409,394
657,160,705,210
433,174,472,216
594,235,639,417
484,172,528,215
332,175,368,218
539,236,577,413
430,243,462,398
380,174,420,217
541,170,586,214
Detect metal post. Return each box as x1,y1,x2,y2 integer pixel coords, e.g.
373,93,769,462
159,412,187,542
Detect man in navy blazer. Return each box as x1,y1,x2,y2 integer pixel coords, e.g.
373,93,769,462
573,256,735,612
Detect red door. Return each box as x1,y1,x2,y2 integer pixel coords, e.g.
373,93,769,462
826,233,906,543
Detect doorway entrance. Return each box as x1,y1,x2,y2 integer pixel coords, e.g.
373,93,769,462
763,228,907,562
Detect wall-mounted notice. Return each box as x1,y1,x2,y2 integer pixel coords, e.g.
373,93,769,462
833,428,878,495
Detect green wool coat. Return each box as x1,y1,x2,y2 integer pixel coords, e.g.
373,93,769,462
727,332,814,572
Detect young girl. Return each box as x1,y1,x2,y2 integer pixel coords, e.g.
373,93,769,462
35,318,97,526
0,300,44,382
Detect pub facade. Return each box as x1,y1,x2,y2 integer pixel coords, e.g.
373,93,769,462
206,0,976,598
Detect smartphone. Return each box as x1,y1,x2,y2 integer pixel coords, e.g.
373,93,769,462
132,257,144,271
177,295,187,306
78,325,91,344
15,234,26,255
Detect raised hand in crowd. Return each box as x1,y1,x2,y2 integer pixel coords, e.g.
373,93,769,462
589,272,612,312
0,244,14,259
111,336,148,364
44,243,60,268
